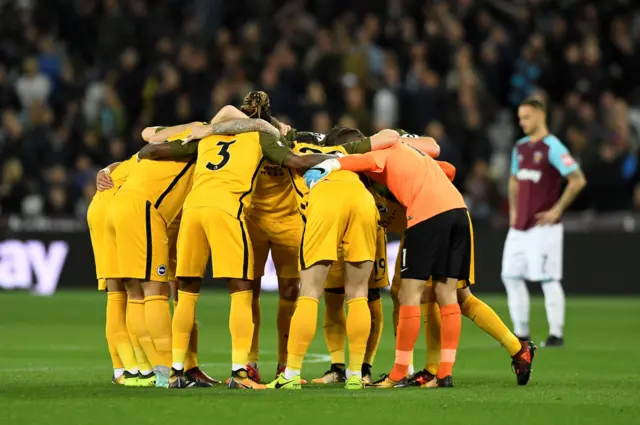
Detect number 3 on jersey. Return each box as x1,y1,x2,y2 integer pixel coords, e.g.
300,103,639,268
206,140,236,171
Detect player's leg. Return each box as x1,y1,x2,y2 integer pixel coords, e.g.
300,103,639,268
123,278,157,386
276,276,298,377
362,226,388,383
170,207,211,388
208,208,264,389
312,259,347,384
269,217,303,378
501,228,531,340
409,283,440,386
105,278,139,385
269,187,343,390
457,286,535,385
343,260,374,390
538,224,565,347
389,237,415,376
244,213,269,381
269,261,330,390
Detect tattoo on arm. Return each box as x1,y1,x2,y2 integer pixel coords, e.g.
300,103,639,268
554,169,586,212
208,119,280,138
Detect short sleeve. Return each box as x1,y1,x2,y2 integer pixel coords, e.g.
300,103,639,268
343,137,372,154
545,135,579,177
260,133,292,166
367,149,388,172
510,147,519,176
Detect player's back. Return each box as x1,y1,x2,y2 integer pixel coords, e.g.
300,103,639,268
185,131,264,217
117,131,196,224
248,160,298,219
92,155,137,202
365,179,407,234
290,142,366,215
376,142,465,227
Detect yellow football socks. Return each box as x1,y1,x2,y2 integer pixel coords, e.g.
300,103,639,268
106,291,138,372
230,290,254,369
422,302,441,376
107,340,124,370
172,290,198,370
127,298,159,368
185,320,199,371
461,294,522,356
363,298,383,366
144,295,173,368
346,297,371,376
277,299,296,365
248,296,261,365
323,291,346,365
287,297,319,371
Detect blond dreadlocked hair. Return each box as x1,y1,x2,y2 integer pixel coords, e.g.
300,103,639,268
241,91,273,122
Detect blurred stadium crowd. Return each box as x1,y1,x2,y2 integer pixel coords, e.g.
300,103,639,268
0,0,639,219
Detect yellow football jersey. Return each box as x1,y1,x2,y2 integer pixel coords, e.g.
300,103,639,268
289,140,371,216
366,179,407,234
117,130,196,225
184,131,287,218
248,161,298,219
92,154,137,202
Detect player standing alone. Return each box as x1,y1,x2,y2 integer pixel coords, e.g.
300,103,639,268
502,98,586,347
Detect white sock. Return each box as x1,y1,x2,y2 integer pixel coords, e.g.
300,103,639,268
140,369,152,376
346,369,362,379
127,367,139,375
503,278,530,337
407,364,414,376
541,280,565,337
232,364,245,372
284,367,300,380
113,368,125,379
172,362,184,371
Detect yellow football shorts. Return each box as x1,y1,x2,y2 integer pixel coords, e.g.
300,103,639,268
245,212,302,279
87,194,112,291
301,181,378,269
104,194,170,282
167,211,181,281
176,207,254,280
325,225,389,289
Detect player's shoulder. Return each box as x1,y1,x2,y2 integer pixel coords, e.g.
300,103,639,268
541,134,566,150
515,136,530,147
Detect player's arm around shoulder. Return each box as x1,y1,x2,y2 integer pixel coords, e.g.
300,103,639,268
137,139,199,161
259,132,335,170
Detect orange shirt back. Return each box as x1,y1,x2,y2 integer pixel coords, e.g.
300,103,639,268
361,142,466,227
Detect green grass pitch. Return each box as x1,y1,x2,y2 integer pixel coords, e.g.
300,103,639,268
1,291,639,425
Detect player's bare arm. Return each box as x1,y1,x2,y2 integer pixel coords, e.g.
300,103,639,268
137,140,199,161
508,175,518,227
535,168,587,225
96,161,122,191
148,122,202,144
141,126,166,142
183,118,280,143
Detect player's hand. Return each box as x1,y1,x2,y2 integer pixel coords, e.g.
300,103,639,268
96,169,114,191
535,207,561,225
278,121,292,136
182,123,212,144
303,159,340,189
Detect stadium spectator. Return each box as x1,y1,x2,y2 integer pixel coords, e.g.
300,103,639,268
0,0,639,218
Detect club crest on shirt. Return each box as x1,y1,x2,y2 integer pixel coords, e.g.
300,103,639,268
533,151,543,164
518,154,523,163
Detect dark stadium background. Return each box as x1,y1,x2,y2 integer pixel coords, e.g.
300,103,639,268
1,0,639,294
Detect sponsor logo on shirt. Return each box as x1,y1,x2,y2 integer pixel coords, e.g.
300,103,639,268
516,169,542,183
561,153,575,167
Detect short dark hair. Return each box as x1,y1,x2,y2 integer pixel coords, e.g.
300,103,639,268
324,126,365,146
519,97,546,112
